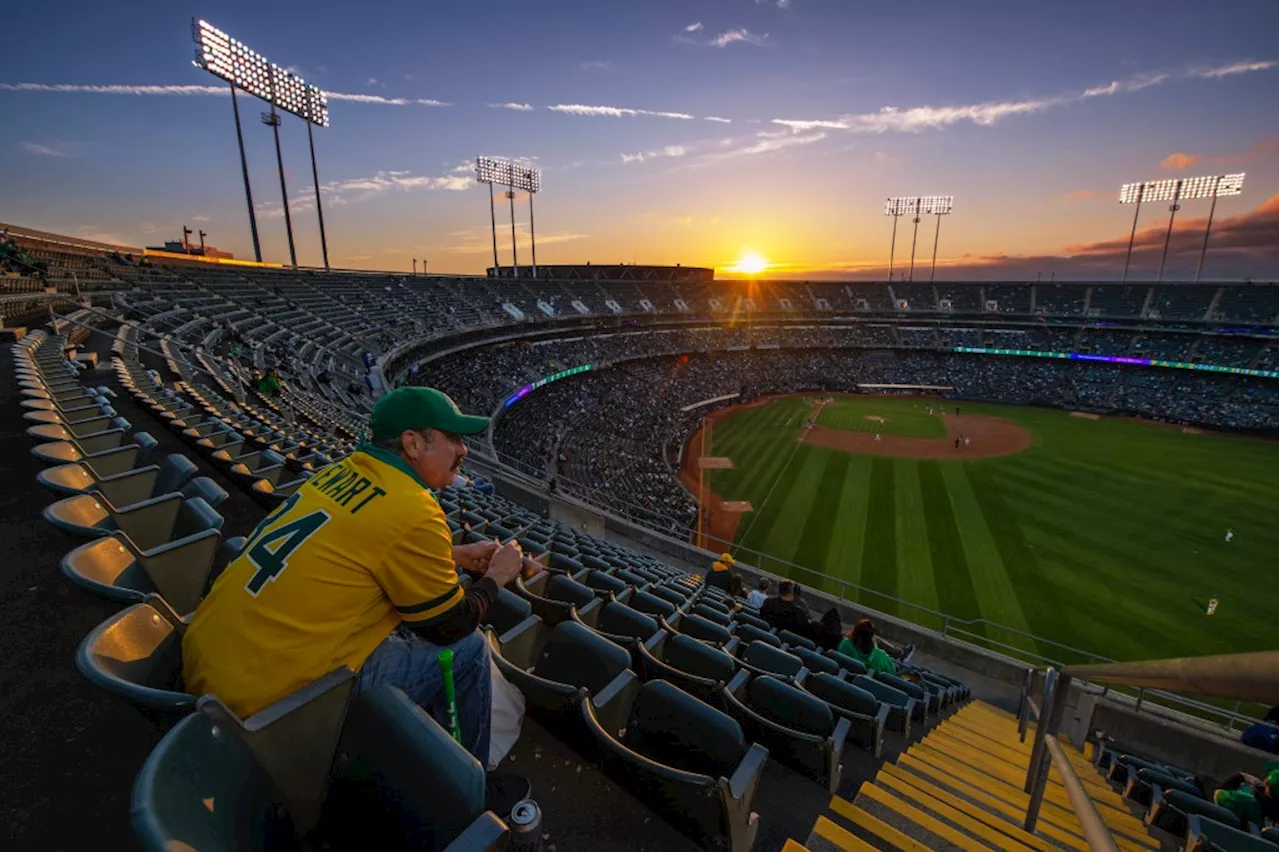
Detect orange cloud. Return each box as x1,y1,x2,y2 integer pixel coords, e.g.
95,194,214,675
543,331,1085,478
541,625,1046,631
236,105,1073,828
1160,152,1203,171
1059,189,1105,201
1214,136,1279,166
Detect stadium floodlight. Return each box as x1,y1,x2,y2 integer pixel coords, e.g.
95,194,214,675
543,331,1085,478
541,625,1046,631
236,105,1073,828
884,196,954,283
1118,173,1245,282
191,19,331,268
474,156,544,278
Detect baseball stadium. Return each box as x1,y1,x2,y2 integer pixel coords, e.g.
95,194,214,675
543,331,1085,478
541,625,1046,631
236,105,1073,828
3,5,1279,852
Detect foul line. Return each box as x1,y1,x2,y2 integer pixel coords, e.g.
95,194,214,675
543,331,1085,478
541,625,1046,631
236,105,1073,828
731,407,822,553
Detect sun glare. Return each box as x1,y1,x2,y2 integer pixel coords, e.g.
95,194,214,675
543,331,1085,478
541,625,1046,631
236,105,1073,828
730,251,768,274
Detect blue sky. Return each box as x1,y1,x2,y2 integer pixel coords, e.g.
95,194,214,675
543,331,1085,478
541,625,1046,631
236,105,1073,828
0,0,1275,278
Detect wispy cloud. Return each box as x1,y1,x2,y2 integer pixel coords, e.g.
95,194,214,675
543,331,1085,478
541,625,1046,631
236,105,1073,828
766,59,1278,137
1195,59,1277,78
709,28,769,48
685,22,703,32
191,214,211,222
620,145,686,164
256,169,473,219
22,141,71,157
757,0,792,7
1058,189,1107,202
579,60,614,72
1213,136,1279,166
548,103,694,120
0,83,226,96
1160,152,1203,171
677,130,828,169
416,98,450,107
489,102,533,111
704,116,733,123
365,77,380,86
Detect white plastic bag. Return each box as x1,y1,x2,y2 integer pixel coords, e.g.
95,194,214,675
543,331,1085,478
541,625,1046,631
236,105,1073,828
488,656,525,770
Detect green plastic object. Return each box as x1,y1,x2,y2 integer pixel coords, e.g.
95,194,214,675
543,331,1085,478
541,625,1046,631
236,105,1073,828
439,649,464,745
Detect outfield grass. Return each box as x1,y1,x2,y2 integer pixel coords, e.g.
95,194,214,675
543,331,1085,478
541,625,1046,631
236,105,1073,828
815,396,947,438
708,396,1279,665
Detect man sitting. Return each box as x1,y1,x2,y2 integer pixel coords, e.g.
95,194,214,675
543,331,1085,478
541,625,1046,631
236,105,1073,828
705,552,735,592
759,580,810,635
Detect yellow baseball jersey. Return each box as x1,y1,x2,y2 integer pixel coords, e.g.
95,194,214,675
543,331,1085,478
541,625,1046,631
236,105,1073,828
183,448,461,718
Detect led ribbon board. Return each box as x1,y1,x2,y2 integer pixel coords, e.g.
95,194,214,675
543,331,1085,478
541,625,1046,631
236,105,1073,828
194,20,329,126
504,364,593,407
953,346,1277,379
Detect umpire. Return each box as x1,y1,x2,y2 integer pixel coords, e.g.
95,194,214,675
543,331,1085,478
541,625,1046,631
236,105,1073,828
184,386,523,763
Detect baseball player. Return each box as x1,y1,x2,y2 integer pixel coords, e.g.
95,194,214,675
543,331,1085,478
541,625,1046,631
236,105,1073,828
183,386,524,762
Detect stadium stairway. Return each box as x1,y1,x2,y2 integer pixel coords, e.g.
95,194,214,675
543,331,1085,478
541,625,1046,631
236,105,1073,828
796,701,1160,852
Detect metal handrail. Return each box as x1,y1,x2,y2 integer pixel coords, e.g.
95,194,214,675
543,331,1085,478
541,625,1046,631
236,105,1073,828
1062,652,1279,704
1044,734,1119,852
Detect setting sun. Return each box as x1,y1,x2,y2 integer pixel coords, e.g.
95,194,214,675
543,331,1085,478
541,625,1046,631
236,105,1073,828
728,251,769,275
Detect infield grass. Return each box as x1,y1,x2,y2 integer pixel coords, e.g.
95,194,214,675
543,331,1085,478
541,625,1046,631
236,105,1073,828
708,395,1279,667
815,396,947,438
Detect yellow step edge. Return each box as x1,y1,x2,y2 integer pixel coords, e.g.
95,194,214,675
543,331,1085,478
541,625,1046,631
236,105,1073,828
911,742,1104,817
882,761,1090,852
969,700,1018,719
916,730,1116,799
896,752,1080,828
809,815,875,852
925,729,1042,771
898,750,1158,851
877,766,1054,851
859,781,1000,851
828,796,933,852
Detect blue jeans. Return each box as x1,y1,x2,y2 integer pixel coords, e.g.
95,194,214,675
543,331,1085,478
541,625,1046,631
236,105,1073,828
357,627,492,764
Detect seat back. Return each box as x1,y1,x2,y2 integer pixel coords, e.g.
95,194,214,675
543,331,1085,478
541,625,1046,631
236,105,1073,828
826,650,868,677
546,573,596,608
853,675,909,708
624,680,747,779
680,613,732,645
735,623,781,647
742,641,804,679
172,496,225,540
583,570,627,596
747,675,835,737
131,711,300,851
326,685,489,850
485,588,534,635
1166,789,1243,830
691,603,732,626
790,646,839,676
807,673,879,716
630,590,677,618
597,602,659,641
154,454,199,496
777,629,816,650
874,671,925,700
1137,767,1202,800
735,612,770,632
536,620,632,694
663,633,738,683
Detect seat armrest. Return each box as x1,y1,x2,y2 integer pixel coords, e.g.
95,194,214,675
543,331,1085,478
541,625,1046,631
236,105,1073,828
728,742,769,800
592,669,640,736
442,811,509,852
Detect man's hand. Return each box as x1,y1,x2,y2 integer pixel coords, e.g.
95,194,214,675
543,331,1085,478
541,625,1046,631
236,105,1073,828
453,540,500,574
484,540,524,588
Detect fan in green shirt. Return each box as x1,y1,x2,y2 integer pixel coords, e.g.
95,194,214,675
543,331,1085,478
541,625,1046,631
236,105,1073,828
1214,764,1277,828
837,618,898,675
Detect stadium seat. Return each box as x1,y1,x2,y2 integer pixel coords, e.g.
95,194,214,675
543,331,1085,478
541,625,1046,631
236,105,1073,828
722,671,850,793
582,569,629,598
582,680,766,852
1184,815,1277,852
491,620,639,738
31,431,157,471
60,505,224,615
738,640,807,682
801,673,891,757
36,453,197,503
789,645,841,677
776,629,816,650
595,601,662,647
635,632,738,708
677,613,734,647
75,598,194,726
515,571,603,628
629,589,678,620
872,672,933,720
1123,766,1204,807
850,675,916,735
482,589,543,670
734,612,771,632
1148,787,1245,840
734,623,782,648
323,685,510,851
692,603,733,626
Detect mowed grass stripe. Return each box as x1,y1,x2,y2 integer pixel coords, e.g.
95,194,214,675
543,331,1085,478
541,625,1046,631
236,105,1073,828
738,445,816,564
940,463,1031,635
918,461,982,623
756,449,830,569
859,457,898,614
825,454,875,591
895,460,940,620
791,451,853,597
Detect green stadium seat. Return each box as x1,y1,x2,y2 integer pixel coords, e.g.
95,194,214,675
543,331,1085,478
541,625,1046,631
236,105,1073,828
32,431,157,471
1148,787,1244,841
491,620,639,738
635,633,738,708
1123,766,1204,807
873,671,934,719
802,673,892,758
738,640,806,681
1185,815,1277,852
777,629,816,650
76,598,194,726
582,569,629,598
734,623,782,648
734,612,772,633
582,680,766,852
723,671,850,793
323,685,510,851
851,675,916,735
789,646,840,677
483,589,542,670
692,603,733,626
678,613,734,647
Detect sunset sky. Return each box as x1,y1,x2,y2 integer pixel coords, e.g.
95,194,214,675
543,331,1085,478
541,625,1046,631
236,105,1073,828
1,0,1276,280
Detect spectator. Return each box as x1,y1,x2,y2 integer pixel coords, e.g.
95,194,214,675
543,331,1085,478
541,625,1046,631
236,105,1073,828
1213,766,1278,828
793,583,813,618
727,573,745,604
760,580,810,635
183,386,524,764
815,607,844,652
1242,707,1280,754
838,619,898,675
705,552,735,592
747,577,769,609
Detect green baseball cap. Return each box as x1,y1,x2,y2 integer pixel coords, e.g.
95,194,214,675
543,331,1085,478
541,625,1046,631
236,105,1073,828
369,387,490,443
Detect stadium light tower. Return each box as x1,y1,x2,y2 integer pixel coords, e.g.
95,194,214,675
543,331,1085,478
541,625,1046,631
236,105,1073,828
885,196,953,282
475,157,542,278
1118,173,1244,283
192,19,331,268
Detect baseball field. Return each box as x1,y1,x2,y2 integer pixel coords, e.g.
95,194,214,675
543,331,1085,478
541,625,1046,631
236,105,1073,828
688,395,1278,666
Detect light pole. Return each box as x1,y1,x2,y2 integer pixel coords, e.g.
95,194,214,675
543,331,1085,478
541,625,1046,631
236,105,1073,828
1118,173,1244,282
476,156,543,279
261,107,297,267
228,85,262,262
885,196,954,284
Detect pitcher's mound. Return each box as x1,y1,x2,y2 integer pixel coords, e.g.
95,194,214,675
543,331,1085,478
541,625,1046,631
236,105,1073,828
865,416,886,424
